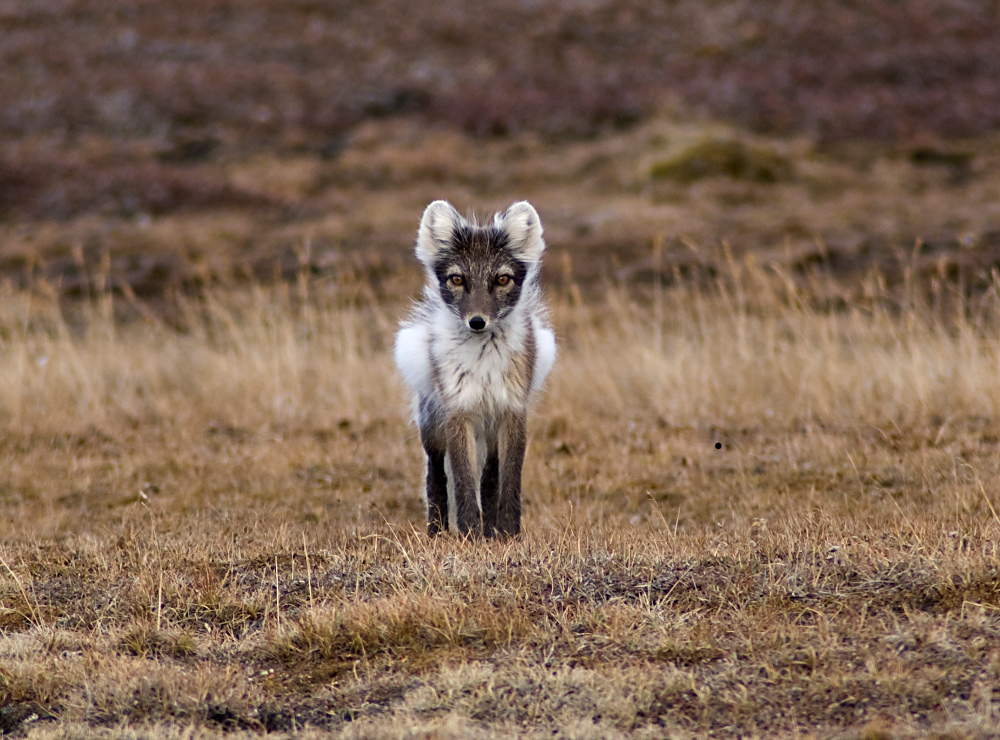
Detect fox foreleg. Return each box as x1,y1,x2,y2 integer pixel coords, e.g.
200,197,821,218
480,449,500,538
495,411,527,537
446,416,483,537
423,444,448,537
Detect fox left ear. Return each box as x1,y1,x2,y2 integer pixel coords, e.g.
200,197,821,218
500,201,545,264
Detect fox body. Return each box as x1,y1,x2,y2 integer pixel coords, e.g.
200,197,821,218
394,200,556,537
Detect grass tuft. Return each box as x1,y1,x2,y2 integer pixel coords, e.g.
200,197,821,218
650,139,794,184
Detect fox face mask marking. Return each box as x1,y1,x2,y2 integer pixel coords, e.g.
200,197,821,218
417,200,544,334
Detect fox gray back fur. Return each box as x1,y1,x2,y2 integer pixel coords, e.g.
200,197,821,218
394,200,556,537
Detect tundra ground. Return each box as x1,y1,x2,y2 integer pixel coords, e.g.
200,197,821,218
1,262,1000,739
4,5,1000,734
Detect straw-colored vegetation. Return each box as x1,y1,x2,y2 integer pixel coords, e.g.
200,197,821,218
2,256,1000,738
4,4,1000,736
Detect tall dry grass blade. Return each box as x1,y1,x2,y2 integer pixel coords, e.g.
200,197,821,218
0,554,42,629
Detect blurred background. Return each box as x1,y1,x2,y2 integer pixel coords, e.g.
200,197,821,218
3,0,1000,307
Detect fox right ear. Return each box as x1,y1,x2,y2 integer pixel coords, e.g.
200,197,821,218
416,200,463,266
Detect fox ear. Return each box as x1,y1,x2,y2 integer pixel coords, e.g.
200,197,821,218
500,201,545,264
416,200,463,266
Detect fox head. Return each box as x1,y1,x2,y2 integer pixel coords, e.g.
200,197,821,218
415,200,545,334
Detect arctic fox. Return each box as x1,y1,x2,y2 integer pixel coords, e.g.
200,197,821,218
394,200,556,538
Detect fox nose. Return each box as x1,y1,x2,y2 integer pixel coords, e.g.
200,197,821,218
468,316,487,332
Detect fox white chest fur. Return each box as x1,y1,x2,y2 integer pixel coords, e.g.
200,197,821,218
394,200,556,538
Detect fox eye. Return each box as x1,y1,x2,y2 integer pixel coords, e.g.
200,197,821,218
448,275,464,287
495,275,511,287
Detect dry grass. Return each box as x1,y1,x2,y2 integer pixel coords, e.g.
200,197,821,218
2,260,1000,738
4,3,1000,737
